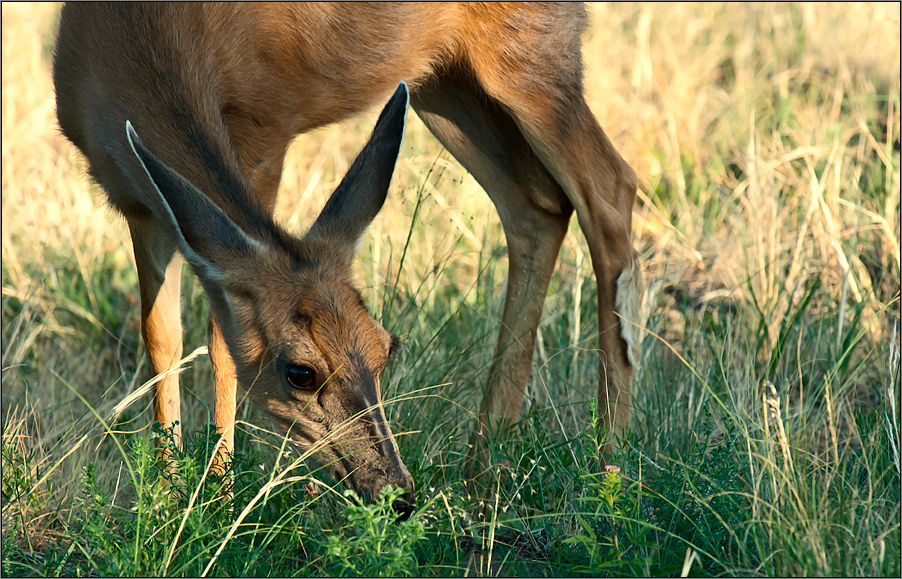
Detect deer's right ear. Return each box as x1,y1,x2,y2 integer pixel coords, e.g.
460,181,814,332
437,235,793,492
305,82,408,263
125,121,265,282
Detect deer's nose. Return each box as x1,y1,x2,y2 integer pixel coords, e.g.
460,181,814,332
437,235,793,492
392,490,416,522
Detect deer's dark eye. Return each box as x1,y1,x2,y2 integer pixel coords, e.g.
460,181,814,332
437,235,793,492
286,365,317,390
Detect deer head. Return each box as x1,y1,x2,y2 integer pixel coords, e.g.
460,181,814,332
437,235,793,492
125,83,415,515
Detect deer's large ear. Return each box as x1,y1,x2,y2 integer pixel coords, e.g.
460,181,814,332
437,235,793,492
125,121,265,336
305,81,408,263
125,121,265,282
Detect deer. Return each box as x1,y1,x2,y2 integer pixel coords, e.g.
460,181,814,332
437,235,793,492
52,2,644,517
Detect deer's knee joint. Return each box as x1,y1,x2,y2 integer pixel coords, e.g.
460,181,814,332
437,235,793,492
612,158,639,214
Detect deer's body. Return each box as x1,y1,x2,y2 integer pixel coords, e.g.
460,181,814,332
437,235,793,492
54,2,643,511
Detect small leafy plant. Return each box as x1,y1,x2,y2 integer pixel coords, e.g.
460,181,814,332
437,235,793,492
321,486,426,577
565,400,659,576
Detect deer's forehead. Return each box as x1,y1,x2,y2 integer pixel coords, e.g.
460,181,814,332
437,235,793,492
256,278,372,331
248,256,350,304
306,288,379,337
240,259,381,342
304,286,388,353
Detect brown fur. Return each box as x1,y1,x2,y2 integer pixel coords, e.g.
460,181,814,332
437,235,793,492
53,2,643,508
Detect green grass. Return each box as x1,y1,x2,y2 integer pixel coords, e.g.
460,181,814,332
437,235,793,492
2,2,900,576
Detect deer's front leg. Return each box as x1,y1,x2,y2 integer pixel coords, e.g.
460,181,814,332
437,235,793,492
209,313,237,474
129,217,184,449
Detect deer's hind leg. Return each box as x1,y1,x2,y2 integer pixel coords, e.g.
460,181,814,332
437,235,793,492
411,73,574,477
464,23,644,452
128,216,184,448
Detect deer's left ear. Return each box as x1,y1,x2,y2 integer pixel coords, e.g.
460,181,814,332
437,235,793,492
126,120,266,281
305,81,408,262
126,120,266,339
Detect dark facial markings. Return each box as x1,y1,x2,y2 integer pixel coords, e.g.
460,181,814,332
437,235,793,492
389,334,401,357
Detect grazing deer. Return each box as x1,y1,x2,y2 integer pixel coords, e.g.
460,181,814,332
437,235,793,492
53,2,643,514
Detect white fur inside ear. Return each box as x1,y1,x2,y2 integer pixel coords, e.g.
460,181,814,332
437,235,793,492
615,258,646,368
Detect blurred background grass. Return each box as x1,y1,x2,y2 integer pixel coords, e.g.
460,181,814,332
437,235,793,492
2,3,899,575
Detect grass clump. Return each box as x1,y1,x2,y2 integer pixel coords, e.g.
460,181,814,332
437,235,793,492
4,423,315,577
2,421,434,577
